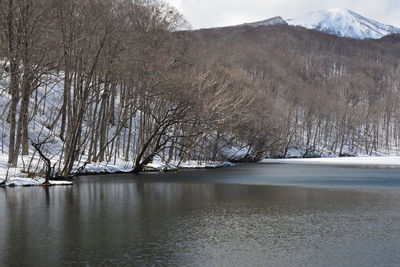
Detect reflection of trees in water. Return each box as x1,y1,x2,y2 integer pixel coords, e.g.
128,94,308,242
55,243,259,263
2,175,400,265
44,186,50,205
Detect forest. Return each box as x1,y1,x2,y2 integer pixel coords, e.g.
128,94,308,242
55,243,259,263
191,25,400,158
1,0,400,181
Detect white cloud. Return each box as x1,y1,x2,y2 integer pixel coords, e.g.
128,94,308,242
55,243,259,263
165,0,400,29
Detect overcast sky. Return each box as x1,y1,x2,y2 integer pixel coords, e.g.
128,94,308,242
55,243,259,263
165,0,400,29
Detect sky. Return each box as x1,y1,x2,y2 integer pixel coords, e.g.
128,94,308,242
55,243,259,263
165,0,400,29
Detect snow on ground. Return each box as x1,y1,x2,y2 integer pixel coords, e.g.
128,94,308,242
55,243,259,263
0,69,236,187
5,177,72,187
74,155,233,174
0,154,72,187
1,158,234,187
146,158,234,171
262,156,400,167
220,145,250,161
1,151,234,187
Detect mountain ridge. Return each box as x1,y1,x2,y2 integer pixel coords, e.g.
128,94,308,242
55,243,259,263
243,16,288,27
286,8,400,39
215,8,400,40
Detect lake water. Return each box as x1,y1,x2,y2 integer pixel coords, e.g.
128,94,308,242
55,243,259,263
1,163,400,266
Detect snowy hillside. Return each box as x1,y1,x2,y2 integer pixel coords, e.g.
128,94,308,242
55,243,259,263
0,71,235,187
287,8,400,39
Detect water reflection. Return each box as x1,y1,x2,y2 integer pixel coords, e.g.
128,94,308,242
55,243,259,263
1,166,400,266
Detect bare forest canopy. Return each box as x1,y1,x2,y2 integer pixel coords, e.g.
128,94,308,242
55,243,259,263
1,0,400,178
186,24,400,157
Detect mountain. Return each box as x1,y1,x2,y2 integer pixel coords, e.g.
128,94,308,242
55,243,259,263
191,20,400,160
286,8,400,39
244,16,287,27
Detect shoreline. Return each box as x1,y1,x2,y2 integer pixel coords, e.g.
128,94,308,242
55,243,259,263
4,156,400,187
0,160,234,187
261,156,400,167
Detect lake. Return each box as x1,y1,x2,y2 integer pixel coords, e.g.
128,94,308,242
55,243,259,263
1,163,400,266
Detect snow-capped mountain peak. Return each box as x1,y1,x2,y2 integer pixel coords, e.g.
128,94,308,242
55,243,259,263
286,8,400,39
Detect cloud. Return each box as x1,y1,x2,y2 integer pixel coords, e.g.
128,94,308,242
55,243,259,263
386,0,400,26
165,0,400,29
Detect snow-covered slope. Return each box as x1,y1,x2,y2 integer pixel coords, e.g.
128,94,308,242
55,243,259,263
0,70,235,186
244,16,287,27
287,8,400,39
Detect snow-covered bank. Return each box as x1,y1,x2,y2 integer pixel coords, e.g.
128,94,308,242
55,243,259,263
79,157,234,174
0,153,73,187
0,160,73,187
262,156,400,167
3,178,73,187
146,159,234,171
1,154,234,187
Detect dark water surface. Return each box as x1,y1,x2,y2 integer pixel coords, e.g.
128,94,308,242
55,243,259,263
1,163,400,266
